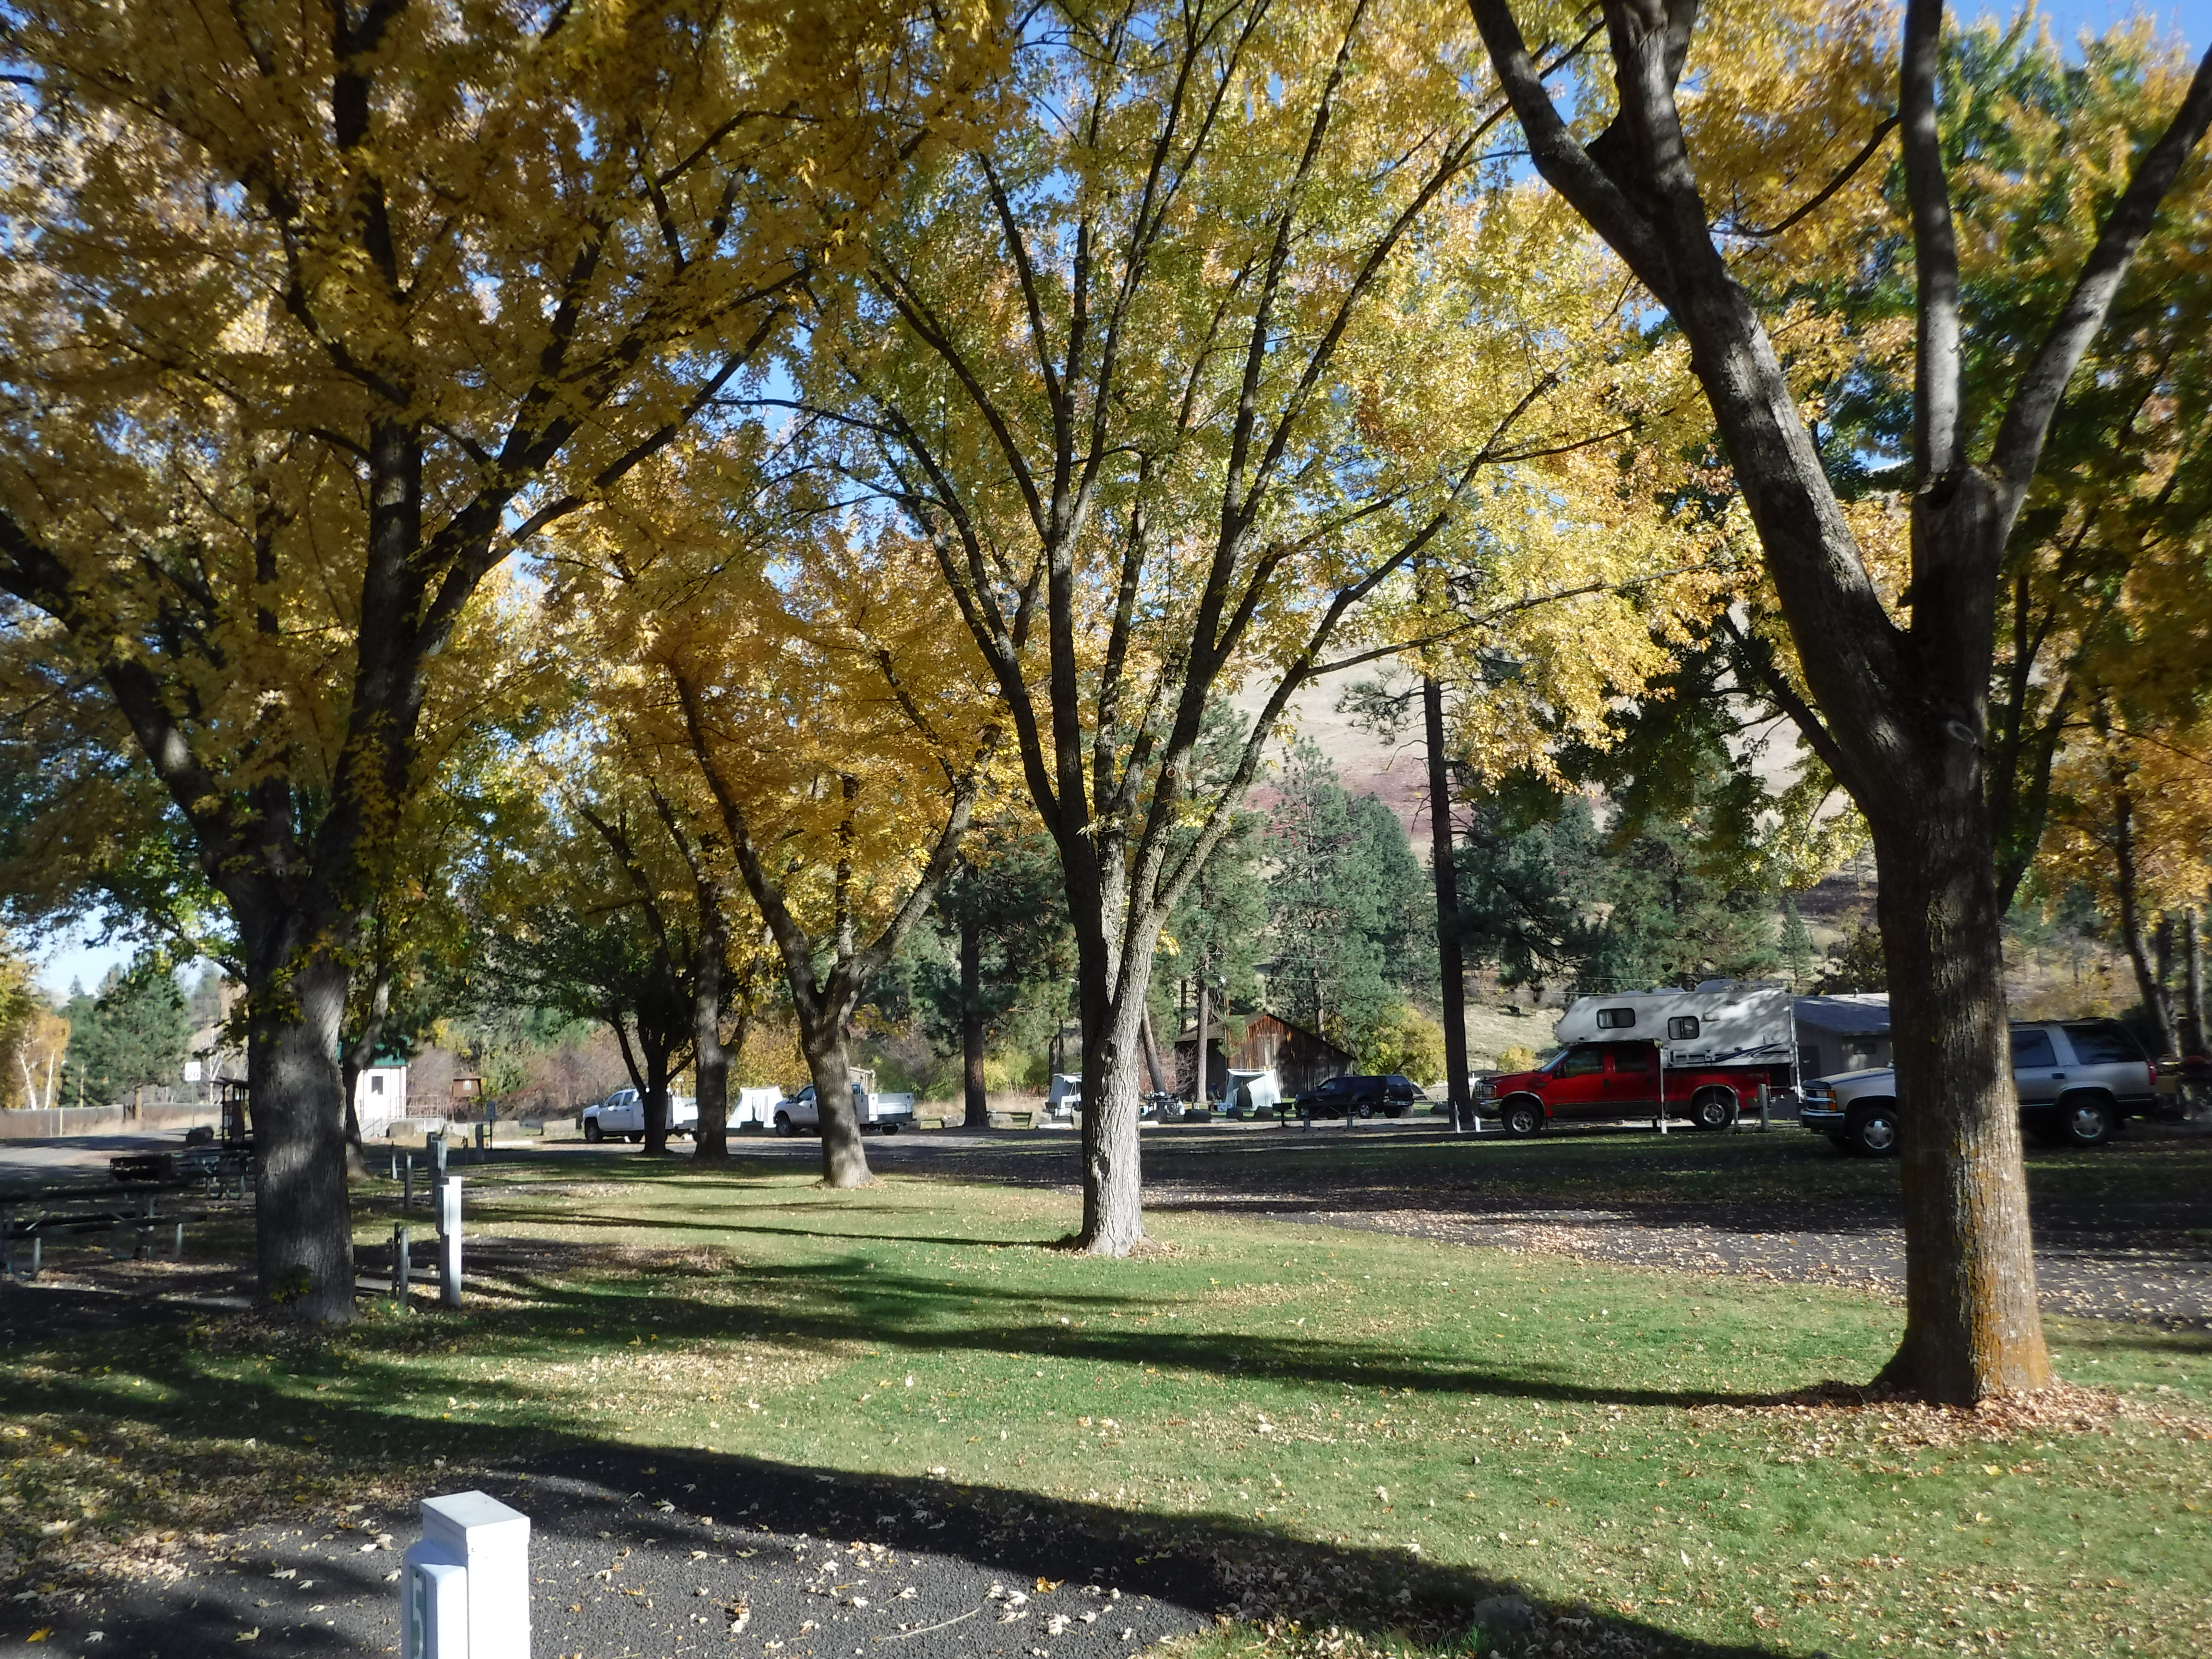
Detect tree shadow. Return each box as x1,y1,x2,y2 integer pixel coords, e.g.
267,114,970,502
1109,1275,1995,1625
0,1291,1802,1659
359,1244,1856,1414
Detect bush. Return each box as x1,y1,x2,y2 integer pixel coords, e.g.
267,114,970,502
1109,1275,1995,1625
1357,1003,1444,1079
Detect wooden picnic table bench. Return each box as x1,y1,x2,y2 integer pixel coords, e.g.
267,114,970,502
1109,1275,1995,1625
1,1180,235,1279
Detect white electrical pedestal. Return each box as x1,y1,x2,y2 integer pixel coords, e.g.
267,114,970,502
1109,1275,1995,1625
399,1490,530,1659
437,1174,464,1307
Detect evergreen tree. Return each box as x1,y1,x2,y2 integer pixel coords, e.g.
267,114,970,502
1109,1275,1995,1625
1264,743,1408,1052
1581,812,1780,991
60,956,188,1110
1780,897,1815,986
1455,781,1611,993
916,832,1075,1125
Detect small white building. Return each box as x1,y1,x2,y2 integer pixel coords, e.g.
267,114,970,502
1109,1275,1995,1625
354,1061,410,1132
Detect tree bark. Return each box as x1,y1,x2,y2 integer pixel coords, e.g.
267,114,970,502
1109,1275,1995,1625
691,904,731,1162
799,1021,874,1188
1076,942,1155,1254
2185,906,2206,1057
643,1048,673,1155
1139,1008,1168,1095
1193,975,1211,1110
1869,771,2049,1399
1424,673,1472,1130
960,915,989,1129
244,940,355,1325
2109,771,2178,1055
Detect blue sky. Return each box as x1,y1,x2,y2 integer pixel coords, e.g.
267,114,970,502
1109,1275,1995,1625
2034,0,2207,43
24,0,2211,996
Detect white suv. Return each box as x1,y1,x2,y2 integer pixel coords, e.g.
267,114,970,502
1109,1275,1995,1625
1799,1019,2157,1156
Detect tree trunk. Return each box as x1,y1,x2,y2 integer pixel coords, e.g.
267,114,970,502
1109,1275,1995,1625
2111,777,2178,1054
244,941,355,1325
692,911,731,1162
643,1048,673,1155
798,1019,874,1188
1869,751,2051,1399
1139,1007,1168,1095
1193,976,1211,1109
2185,905,2206,1057
1424,673,1471,1130
1075,968,1151,1254
960,915,988,1129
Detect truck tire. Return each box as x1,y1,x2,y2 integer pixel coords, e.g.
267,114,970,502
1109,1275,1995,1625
1356,1100,1375,1119
881,1122,901,1135
1499,1097,1545,1138
1383,1104,1406,1118
627,1132,643,1144
583,1119,603,1143
774,1111,793,1137
2055,1092,2116,1149
1686,1089,1737,1130
1844,1101,1900,1158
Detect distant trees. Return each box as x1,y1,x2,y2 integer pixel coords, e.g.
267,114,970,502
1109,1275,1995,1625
60,959,188,1113
0,943,65,1110
1264,744,1434,1060
919,835,1072,1128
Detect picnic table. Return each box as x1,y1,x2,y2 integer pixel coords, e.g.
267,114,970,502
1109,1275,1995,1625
1,1174,242,1279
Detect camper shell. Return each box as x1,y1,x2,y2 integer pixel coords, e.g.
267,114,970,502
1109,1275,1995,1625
1476,981,1808,1136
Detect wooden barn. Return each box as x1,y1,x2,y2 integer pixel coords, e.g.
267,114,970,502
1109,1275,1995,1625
1173,1011,1353,1099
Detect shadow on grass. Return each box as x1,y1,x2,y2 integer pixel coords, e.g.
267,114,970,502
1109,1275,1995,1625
362,1237,1866,1414
0,1284,1796,1659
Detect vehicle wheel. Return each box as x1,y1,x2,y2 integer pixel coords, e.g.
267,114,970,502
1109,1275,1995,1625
882,1123,900,1135
1825,1133,1851,1153
627,1132,643,1144
774,1112,793,1137
583,1120,603,1143
1357,1101,1375,1119
1499,1097,1545,1138
1845,1101,1900,1158
1383,1105,1405,1119
2056,1093,2116,1149
1686,1089,1737,1131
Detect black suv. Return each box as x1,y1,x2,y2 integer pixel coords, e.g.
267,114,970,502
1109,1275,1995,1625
1280,1074,1421,1120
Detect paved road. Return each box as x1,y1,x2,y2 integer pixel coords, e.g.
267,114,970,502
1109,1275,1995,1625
5,1442,1209,1659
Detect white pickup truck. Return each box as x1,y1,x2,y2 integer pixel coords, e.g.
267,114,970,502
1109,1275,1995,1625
773,1070,916,1136
581,1088,698,1143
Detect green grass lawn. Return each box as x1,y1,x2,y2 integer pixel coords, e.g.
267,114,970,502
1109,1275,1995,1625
3,1155,2208,1658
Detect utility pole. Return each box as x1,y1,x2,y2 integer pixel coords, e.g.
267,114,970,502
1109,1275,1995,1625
1424,673,1471,1132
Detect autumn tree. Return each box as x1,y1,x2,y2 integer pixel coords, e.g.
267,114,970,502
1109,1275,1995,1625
1464,0,2212,1398
0,2,1002,1318
471,782,707,1154
796,0,1697,1250
555,460,1003,1187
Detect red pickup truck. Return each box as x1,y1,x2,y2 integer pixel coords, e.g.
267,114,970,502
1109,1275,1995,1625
1474,1038,1790,1136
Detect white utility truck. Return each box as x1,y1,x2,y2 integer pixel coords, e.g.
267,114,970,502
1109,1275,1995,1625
773,1069,916,1135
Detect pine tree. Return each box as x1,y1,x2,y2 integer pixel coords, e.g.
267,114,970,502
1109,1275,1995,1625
61,958,188,1111
1780,897,1816,986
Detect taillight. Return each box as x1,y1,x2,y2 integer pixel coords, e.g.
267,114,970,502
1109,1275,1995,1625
2149,1062,2158,1089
